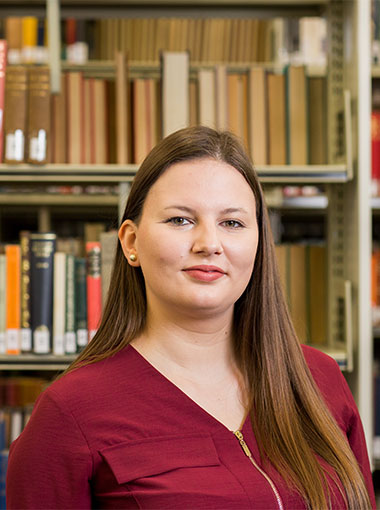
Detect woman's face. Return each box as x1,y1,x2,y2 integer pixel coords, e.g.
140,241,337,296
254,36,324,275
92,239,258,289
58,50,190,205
119,158,259,320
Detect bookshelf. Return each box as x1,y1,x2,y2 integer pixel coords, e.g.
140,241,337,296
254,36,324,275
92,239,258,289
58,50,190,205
0,0,374,465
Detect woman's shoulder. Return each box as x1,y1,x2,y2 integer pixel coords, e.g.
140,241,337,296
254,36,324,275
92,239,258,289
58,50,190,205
43,344,141,410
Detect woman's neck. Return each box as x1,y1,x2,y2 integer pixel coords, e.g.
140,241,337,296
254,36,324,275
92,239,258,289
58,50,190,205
131,305,237,381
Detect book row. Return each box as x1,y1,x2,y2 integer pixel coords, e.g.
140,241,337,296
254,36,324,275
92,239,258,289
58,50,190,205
0,230,118,356
1,56,328,166
0,237,326,357
275,243,327,346
2,16,327,66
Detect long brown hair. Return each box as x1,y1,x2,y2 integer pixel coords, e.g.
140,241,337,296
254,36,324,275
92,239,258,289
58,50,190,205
65,126,370,509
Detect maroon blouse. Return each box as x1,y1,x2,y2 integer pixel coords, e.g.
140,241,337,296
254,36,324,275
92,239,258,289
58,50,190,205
6,344,376,509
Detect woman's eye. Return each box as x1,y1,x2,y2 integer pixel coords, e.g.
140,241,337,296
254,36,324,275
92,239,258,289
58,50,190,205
167,217,190,226
223,220,244,228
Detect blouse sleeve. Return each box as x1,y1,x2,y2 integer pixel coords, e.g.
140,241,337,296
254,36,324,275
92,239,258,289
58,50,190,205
6,387,93,509
337,371,377,509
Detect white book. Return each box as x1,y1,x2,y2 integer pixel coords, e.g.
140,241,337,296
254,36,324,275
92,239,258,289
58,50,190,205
53,252,66,356
162,51,189,137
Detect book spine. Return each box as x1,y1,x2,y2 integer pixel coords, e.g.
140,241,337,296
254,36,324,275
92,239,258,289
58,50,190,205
86,242,102,341
75,257,88,349
53,252,66,356
65,254,77,354
20,230,32,352
0,255,6,354
27,66,50,164
0,40,7,163
372,111,380,197
30,233,56,354
4,65,27,163
5,245,21,354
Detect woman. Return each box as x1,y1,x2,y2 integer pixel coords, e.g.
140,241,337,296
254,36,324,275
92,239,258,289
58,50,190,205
7,126,375,509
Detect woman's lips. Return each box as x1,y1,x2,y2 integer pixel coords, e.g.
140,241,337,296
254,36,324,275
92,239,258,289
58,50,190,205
183,266,226,282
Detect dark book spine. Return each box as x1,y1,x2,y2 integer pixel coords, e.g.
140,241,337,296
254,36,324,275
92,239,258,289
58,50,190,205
20,230,32,352
30,233,56,354
75,257,88,350
65,254,76,353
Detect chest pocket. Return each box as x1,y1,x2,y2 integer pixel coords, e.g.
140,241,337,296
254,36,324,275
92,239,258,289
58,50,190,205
99,433,221,484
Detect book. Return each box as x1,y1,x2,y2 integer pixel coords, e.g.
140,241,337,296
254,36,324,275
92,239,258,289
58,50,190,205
289,244,308,343
5,17,22,64
115,52,130,164
308,76,327,165
0,255,5,355
65,254,76,353
161,51,189,137
66,71,84,164
215,65,228,131
20,231,32,352
0,41,7,163
30,233,56,354
4,65,28,163
100,230,118,307
5,245,21,355
86,242,102,341
92,79,108,164
286,65,308,165
75,257,88,350
307,245,326,345
372,111,380,196
198,68,216,129
51,74,67,164
248,67,268,165
27,65,50,164
267,71,286,165
21,16,38,64
53,252,66,356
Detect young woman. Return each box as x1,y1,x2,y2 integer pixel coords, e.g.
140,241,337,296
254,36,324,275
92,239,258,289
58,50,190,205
7,126,375,509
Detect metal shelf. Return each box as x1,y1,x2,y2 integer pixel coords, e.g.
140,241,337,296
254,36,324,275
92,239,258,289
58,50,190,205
0,164,351,185
2,0,328,18
0,193,119,206
0,354,77,371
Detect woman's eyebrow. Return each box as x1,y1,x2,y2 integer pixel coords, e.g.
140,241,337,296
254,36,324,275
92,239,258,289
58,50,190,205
163,205,249,215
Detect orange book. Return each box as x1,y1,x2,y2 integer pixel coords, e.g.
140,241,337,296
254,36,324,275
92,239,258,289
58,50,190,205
6,245,21,354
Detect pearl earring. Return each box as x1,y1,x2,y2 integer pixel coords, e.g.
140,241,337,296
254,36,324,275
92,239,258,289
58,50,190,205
129,253,137,262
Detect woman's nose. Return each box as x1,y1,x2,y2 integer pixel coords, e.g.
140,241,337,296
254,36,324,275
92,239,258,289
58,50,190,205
191,222,223,255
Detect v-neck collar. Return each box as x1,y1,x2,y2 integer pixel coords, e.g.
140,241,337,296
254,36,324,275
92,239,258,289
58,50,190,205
127,343,250,435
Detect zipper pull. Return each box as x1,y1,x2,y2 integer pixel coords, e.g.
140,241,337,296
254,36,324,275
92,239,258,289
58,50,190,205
234,430,253,458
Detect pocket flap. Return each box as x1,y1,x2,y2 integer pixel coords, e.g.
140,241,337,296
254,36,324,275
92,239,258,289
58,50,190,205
100,433,220,484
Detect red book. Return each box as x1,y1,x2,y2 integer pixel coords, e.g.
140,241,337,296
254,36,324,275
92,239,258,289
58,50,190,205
371,111,380,196
86,241,102,341
0,40,7,162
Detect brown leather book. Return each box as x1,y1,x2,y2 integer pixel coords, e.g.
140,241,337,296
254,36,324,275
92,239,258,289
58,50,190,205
248,67,268,165
27,65,50,164
4,65,28,163
308,76,327,164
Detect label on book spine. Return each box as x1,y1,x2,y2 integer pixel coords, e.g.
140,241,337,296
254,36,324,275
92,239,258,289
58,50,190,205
21,328,32,351
0,332,5,354
33,326,50,354
5,131,24,161
6,329,20,354
29,129,47,162
65,332,76,354
53,334,65,356
77,329,88,347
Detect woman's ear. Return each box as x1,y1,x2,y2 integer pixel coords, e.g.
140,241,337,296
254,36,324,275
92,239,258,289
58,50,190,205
118,219,140,266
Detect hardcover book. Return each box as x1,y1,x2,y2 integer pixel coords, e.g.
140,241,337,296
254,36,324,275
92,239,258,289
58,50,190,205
4,65,28,163
27,66,50,164
20,230,32,352
30,233,56,354
86,242,102,341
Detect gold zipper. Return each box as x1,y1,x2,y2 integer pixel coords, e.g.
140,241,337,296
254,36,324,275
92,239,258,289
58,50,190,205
234,430,285,510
